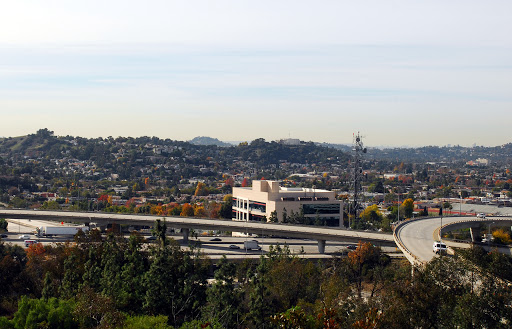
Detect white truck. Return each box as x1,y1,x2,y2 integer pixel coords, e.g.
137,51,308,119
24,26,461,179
37,226,89,237
244,240,261,250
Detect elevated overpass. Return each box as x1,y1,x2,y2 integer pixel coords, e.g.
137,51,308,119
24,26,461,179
0,209,395,253
394,215,512,265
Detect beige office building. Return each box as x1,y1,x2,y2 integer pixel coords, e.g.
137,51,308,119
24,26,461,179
232,180,344,227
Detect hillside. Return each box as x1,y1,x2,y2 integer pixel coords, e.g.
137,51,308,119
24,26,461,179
188,136,232,147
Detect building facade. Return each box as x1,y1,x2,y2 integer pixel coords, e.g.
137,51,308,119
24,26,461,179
232,180,344,227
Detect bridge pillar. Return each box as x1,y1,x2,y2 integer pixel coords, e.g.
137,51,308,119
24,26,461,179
182,228,190,244
470,227,481,242
317,240,326,254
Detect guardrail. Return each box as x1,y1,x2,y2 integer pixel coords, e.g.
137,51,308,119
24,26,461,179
393,217,425,266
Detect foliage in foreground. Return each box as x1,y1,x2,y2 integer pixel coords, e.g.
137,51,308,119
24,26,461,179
1,228,512,328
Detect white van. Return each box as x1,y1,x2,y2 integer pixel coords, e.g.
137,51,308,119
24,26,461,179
433,241,447,254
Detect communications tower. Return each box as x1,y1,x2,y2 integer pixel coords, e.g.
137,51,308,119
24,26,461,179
351,132,367,224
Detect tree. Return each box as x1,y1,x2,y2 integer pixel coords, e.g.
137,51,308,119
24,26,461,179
194,182,208,197
11,296,77,329
268,211,278,223
152,219,168,248
359,205,384,226
248,258,272,328
118,233,147,313
60,253,83,299
282,208,288,223
193,205,207,218
401,198,414,218
0,218,7,232
74,286,124,329
203,256,243,328
143,242,208,327
492,229,512,245
180,204,194,217
337,242,390,299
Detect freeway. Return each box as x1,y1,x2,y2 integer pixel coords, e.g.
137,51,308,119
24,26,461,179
0,209,395,253
0,220,402,260
394,215,512,265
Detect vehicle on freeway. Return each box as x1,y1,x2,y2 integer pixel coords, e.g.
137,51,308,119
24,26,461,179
146,235,157,241
0,234,7,239
347,244,357,250
433,241,447,254
24,240,37,247
477,213,486,218
19,234,30,240
37,225,89,237
209,237,222,241
244,240,261,250
229,245,240,249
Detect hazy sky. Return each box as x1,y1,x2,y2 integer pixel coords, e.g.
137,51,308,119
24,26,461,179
1,1,511,147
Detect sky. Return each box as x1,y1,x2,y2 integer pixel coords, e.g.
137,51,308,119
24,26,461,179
1,1,511,147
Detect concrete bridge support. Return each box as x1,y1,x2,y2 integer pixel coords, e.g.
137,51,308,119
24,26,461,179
182,228,190,244
470,227,481,242
317,240,326,254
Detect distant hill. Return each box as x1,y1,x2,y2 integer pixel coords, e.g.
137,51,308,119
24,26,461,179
1,129,512,165
188,136,232,147
0,129,67,157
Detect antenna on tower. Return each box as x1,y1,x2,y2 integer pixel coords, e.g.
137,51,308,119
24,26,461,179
351,132,366,227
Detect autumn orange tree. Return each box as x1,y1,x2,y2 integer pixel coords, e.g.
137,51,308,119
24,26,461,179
180,203,194,217
341,242,390,298
194,182,208,196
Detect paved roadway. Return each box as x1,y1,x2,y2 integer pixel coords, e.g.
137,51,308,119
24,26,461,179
1,219,402,260
395,215,512,264
395,216,462,264
0,209,396,252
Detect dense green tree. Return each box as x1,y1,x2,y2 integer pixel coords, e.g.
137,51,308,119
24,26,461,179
203,256,243,328
99,235,126,306
118,233,147,313
59,253,82,299
0,218,7,231
143,241,208,327
247,258,271,328
9,296,77,329
123,315,171,329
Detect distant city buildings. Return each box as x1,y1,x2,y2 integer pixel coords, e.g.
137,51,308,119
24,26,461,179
466,158,489,166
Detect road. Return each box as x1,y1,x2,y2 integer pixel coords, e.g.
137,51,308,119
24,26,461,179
0,209,396,253
396,215,512,264
1,219,401,259
396,216,463,263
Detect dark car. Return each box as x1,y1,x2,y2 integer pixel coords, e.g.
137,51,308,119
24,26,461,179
210,237,222,241
347,244,357,250
0,234,7,239
229,245,240,249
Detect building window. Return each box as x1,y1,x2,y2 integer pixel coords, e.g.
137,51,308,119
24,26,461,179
249,201,266,213
302,203,340,215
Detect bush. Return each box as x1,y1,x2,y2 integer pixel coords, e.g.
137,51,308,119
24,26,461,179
492,229,512,245
0,218,7,232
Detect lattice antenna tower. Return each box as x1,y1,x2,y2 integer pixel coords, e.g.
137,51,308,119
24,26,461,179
351,132,367,222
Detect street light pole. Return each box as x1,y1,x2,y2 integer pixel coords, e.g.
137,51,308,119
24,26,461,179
440,209,443,242
397,192,400,223
459,191,462,216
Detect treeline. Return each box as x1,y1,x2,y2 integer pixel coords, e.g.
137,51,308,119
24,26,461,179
1,227,512,328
